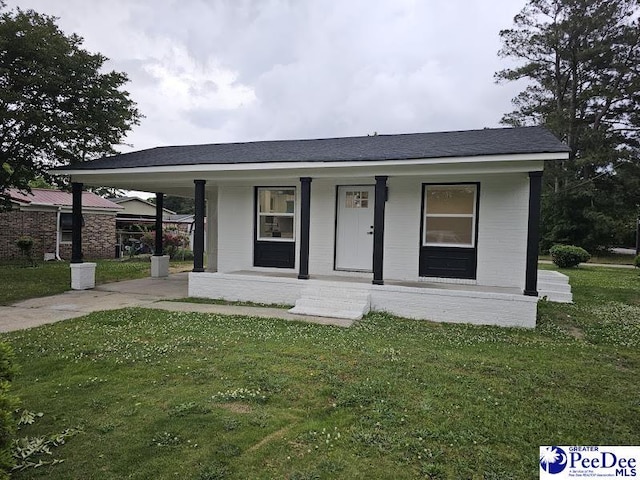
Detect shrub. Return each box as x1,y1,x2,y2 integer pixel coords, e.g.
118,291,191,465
14,236,34,266
140,232,155,252
172,248,194,261
549,244,591,268
634,254,640,269
163,231,189,258
139,230,189,258
0,343,17,477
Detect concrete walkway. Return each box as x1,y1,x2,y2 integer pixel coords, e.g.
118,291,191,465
0,273,353,333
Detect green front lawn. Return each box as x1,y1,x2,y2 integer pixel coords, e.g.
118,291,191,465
2,267,639,479
0,259,192,305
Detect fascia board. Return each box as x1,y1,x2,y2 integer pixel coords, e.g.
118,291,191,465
54,152,568,177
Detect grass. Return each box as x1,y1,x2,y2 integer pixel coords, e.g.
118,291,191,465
1,266,639,479
0,258,192,305
173,297,294,309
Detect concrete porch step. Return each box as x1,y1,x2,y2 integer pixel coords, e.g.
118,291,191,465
538,281,571,293
537,270,573,303
538,270,570,285
289,284,371,320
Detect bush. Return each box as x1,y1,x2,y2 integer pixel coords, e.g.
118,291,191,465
549,244,591,268
172,248,194,261
0,343,17,477
139,230,189,258
634,254,640,269
14,236,34,266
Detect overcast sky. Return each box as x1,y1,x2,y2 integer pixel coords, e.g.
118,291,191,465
9,0,528,153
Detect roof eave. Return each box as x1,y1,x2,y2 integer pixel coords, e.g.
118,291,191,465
52,151,570,176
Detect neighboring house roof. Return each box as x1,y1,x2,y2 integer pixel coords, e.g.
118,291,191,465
164,214,195,223
110,196,176,215
55,126,570,171
5,188,122,210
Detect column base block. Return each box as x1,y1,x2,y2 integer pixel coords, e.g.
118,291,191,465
71,262,96,290
151,255,170,278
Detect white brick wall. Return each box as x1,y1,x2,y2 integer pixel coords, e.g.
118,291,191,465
476,175,529,289
370,285,537,328
189,272,303,305
384,176,421,280
217,186,254,272
189,272,538,328
206,187,219,271
213,172,530,290
308,178,337,275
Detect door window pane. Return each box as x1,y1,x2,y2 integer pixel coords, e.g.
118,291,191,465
345,191,369,208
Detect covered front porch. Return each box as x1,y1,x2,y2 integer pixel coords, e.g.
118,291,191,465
55,127,572,328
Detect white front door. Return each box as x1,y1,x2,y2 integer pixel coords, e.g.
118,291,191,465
335,185,375,271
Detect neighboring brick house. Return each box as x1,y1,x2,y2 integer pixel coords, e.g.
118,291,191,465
0,188,121,260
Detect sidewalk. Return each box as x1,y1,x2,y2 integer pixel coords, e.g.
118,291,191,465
0,273,353,333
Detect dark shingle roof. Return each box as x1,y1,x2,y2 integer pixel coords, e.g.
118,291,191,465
58,126,569,171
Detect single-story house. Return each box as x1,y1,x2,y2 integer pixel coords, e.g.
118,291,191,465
0,188,121,260
54,126,571,327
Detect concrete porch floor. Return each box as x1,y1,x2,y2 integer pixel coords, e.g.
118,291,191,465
228,270,523,295
0,273,354,332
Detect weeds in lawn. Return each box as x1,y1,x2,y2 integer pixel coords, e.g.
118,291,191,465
150,431,184,447
211,388,268,403
12,423,82,472
16,410,42,426
198,461,230,480
168,401,210,417
579,302,640,347
295,427,343,454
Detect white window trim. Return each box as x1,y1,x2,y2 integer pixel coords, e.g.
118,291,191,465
256,187,296,243
423,184,477,248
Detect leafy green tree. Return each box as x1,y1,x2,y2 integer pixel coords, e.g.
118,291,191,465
0,4,141,208
496,0,640,251
162,196,195,215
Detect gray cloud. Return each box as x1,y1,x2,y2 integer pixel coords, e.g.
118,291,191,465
7,0,527,150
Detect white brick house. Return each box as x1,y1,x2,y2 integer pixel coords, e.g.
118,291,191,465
55,126,570,327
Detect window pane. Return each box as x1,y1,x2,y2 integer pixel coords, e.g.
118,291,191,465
345,191,369,208
426,185,475,215
60,213,73,229
259,189,295,214
425,217,473,245
259,215,294,239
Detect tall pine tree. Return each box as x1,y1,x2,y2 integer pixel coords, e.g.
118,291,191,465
496,0,640,252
